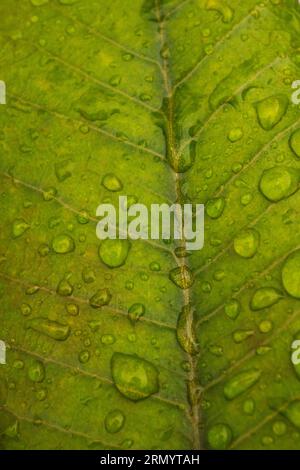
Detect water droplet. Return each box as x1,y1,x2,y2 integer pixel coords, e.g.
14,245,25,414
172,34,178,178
128,303,145,322
105,409,125,434
228,128,243,142
282,250,300,298
283,400,300,429
27,318,70,341
224,299,240,320
255,95,288,130
52,234,75,254
233,229,259,258
250,287,282,310
101,173,123,192
101,334,115,345
82,268,96,283
99,239,131,268
272,420,287,436
89,288,112,308
66,303,79,316
243,398,255,415
259,319,273,333
78,350,90,364
289,129,300,158
206,197,225,219
28,361,45,383
111,352,159,401
36,388,47,401
149,261,161,271
224,369,261,400
57,279,73,297
259,167,299,202
207,423,233,450
55,159,72,182
176,305,199,355
169,266,194,289
233,329,254,343
12,219,30,238
20,303,32,316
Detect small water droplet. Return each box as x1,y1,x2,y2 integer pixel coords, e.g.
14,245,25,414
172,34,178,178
52,234,75,254
224,299,240,320
105,409,125,433
12,219,30,238
89,288,112,308
233,229,259,258
206,197,225,219
28,361,45,383
27,318,71,341
101,173,123,192
128,303,145,322
169,265,194,289
207,423,233,450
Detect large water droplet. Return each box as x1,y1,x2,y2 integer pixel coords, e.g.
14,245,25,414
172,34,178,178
289,129,300,158
27,318,70,341
111,352,159,401
207,423,233,450
233,229,260,258
224,369,261,400
105,409,125,434
255,95,288,131
259,167,299,202
52,234,75,254
99,239,131,268
282,250,300,298
169,266,194,289
250,287,282,310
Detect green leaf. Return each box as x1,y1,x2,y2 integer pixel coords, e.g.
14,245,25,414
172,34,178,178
1,0,300,451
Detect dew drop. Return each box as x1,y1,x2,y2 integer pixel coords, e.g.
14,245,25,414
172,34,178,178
224,369,261,400
282,250,300,298
228,127,243,142
255,95,288,131
289,129,300,158
99,239,131,268
111,352,159,401
105,409,125,434
78,350,90,364
101,173,123,192
176,305,199,355
89,288,112,308
206,197,225,219
233,229,260,258
283,400,300,429
259,167,299,202
207,423,232,450
224,299,240,320
250,287,282,310
28,361,45,383
12,219,30,239
128,303,145,322
27,318,70,341
57,279,73,297
52,234,75,254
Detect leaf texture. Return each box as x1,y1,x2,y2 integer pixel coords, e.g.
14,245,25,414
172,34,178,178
1,0,300,450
